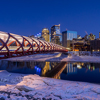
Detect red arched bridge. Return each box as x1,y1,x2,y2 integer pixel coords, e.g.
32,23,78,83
0,31,68,59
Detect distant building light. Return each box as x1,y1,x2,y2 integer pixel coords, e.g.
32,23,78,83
43,29,47,30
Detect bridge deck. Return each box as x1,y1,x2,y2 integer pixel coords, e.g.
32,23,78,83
0,31,68,59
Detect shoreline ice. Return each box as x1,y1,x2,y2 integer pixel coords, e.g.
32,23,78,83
0,70,100,99
4,52,100,63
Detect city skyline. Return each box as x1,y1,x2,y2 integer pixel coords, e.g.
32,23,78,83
0,0,100,38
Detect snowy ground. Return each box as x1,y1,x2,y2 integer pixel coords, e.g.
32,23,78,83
2,52,100,99
4,52,100,63
0,70,100,100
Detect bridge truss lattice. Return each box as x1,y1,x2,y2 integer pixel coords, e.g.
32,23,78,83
0,31,68,59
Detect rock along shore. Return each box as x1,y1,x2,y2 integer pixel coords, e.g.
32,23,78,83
0,70,100,100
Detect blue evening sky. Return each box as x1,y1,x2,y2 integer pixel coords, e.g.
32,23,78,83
0,0,100,38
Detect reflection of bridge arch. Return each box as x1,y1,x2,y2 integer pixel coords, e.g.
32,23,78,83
0,31,68,59
45,62,67,79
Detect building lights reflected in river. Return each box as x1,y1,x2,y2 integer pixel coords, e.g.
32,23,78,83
0,60,100,84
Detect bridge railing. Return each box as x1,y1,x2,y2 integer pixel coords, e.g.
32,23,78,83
0,31,68,59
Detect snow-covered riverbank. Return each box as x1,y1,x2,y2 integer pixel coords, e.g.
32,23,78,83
4,52,100,63
0,70,100,100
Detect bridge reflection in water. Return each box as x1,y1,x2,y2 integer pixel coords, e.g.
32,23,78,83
0,60,67,79
44,62,67,79
0,60,100,83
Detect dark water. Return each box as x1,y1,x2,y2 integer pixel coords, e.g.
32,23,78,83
0,60,100,84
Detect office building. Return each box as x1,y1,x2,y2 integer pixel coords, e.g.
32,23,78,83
62,31,77,49
90,39,100,51
72,38,90,51
51,24,61,45
88,33,95,40
34,33,41,39
42,28,49,42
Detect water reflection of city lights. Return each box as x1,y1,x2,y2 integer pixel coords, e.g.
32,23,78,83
89,66,95,71
34,66,41,72
77,64,82,69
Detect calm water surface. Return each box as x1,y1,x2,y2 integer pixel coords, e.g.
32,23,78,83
0,60,100,84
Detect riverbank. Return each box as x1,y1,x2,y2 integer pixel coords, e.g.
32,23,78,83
0,70,100,100
4,52,100,63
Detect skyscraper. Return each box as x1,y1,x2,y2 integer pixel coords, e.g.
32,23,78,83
42,28,49,42
51,24,61,45
62,31,77,48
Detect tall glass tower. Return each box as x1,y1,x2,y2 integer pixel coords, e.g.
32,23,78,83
51,24,61,45
62,31,77,48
